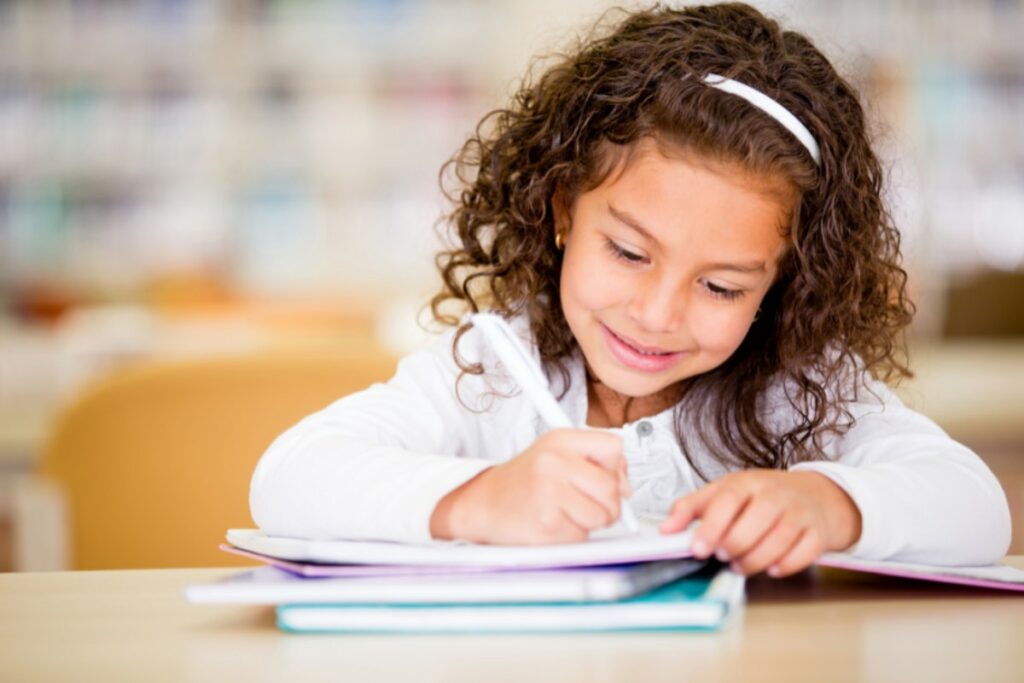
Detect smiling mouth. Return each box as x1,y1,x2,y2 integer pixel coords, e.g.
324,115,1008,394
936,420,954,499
604,325,680,356
600,323,688,374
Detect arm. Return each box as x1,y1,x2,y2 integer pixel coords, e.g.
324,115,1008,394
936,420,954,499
660,370,1012,574
790,377,1012,566
249,328,507,544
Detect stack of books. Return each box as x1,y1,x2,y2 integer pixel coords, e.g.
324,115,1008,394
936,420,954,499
184,522,747,634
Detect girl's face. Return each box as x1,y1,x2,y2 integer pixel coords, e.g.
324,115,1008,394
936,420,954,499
556,139,792,405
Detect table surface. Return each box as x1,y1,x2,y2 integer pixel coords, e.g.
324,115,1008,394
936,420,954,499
2,560,1023,683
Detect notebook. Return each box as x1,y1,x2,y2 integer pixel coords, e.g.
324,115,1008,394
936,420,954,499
817,553,1024,592
218,543,496,577
225,520,694,570
275,565,745,633
184,559,707,605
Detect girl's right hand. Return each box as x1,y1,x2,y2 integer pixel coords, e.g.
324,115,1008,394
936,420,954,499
429,429,631,545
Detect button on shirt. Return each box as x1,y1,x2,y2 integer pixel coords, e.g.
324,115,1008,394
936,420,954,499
250,313,1011,566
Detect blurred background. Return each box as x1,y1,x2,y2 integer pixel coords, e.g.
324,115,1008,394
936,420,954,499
0,0,1022,571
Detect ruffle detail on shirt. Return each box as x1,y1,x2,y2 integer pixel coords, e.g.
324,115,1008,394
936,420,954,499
625,420,701,516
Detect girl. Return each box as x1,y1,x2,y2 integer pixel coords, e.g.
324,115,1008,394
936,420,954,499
250,2,1011,577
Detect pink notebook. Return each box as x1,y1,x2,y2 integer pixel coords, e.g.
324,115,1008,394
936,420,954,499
816,553,1024,592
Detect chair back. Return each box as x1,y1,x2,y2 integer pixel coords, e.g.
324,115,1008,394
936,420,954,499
38,347,398,569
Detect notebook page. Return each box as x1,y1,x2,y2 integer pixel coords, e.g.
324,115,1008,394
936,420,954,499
227,515,692,569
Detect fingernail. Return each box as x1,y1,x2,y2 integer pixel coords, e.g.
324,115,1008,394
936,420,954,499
768,565,781,578
730,561,743,574
692,539,709,558
715,548,730,562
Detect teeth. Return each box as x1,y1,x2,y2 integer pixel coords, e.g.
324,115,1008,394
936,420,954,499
609,327,674,356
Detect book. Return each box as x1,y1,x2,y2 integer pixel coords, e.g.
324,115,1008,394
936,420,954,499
275,564,745,633
218,543,494,577
225,518,693,571
817,553,1024,591
184,558,707,605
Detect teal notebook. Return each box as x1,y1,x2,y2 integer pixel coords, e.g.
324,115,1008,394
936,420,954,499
276,565,744,634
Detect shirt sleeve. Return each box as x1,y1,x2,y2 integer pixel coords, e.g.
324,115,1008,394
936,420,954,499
790,375,1012,566
248,326,501,544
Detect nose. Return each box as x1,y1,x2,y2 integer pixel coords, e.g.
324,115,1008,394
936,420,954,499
627,273,687,334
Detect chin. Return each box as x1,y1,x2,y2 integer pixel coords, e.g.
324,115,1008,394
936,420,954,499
591,363,680,398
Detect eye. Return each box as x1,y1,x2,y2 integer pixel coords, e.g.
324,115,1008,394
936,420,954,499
604,239,646,264
704,281,744,301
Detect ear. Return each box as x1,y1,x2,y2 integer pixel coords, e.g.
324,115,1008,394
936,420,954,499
552,185,571,236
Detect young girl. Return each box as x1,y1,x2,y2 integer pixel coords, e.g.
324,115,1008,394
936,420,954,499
250,2,1011,577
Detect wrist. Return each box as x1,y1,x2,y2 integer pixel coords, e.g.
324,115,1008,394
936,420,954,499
429,469,490,541
801,471,862,552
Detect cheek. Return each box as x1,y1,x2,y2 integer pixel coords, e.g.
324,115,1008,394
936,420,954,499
560,246,626,313
691,306,756,355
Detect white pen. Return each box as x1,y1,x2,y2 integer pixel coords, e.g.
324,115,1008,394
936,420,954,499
471,312,641,534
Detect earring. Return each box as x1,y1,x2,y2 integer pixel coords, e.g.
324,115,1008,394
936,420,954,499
555,232,566,250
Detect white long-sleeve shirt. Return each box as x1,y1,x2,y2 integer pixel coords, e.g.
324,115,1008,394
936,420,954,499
249,314,1011,566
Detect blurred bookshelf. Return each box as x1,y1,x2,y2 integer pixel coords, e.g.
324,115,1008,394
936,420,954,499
0,0,519,304
0,1,1020,329
0,0,1021,395
763,0,1024,342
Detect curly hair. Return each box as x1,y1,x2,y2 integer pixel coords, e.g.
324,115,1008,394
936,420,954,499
430,2,915,479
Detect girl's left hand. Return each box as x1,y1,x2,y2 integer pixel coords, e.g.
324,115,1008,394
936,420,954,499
659,470,862,578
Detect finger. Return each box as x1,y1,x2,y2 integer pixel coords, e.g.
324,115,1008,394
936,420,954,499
601,455,631,499
552,429,631,498
767,528,825,578
617,460,633,498
549,429,625,473
533,509,589,545
690,488,749,558
560,484,618,532
716,497,783,562
563,458,622,522
659,482,719,534
730,518,802,576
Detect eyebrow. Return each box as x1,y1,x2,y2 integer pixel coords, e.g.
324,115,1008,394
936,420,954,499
607,203,767,274
608,204,660,244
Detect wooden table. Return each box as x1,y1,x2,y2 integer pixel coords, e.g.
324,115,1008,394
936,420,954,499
1,560,1023,683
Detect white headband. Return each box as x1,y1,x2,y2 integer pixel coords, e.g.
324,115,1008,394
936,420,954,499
702,73,821,166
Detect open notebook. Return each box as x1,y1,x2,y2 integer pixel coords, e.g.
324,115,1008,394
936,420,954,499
818,553,1024,592
225,515,694,570
225,516,1024,591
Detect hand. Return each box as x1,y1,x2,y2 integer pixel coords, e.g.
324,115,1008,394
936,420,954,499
659,470,862,578
430,429,631,545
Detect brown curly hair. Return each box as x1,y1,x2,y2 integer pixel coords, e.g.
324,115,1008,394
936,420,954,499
430,2,915,479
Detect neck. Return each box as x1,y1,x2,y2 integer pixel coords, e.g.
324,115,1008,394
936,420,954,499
585,375,678,429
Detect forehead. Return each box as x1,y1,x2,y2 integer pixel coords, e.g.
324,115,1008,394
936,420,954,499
595,137,797,217
589,139,795,255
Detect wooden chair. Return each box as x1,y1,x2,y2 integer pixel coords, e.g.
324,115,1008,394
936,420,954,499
33,346,397,569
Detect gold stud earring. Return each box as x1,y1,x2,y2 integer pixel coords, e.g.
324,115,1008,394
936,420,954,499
555,232,566,250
